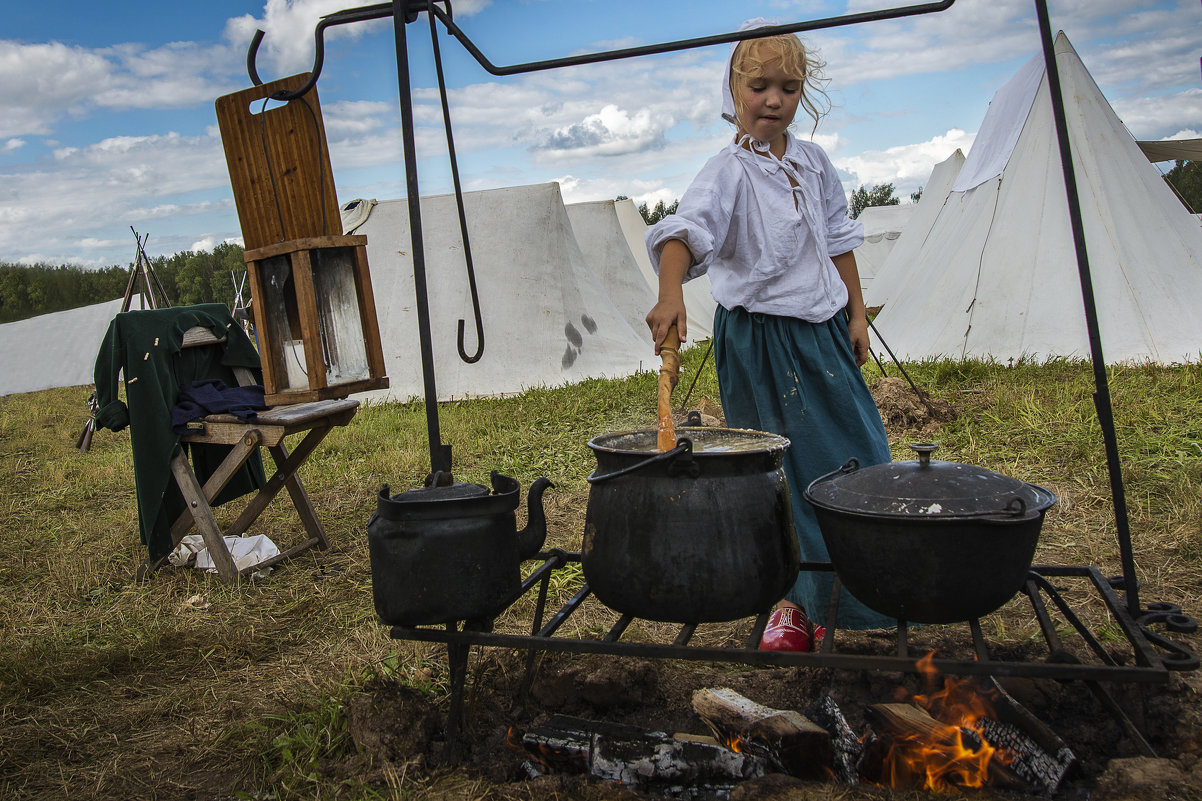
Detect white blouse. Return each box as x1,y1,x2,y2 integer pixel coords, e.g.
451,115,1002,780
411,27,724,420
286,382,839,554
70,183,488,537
646,133,863,323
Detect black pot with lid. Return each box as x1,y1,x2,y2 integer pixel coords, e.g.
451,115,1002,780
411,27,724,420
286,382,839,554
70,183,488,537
804,443,1056,624
367,470,553,626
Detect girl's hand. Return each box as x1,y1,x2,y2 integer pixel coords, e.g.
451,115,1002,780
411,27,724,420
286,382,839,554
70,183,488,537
847,315,870,366
646,299,687,356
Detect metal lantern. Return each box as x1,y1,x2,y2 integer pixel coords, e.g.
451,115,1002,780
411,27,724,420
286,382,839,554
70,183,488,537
244,234,388,405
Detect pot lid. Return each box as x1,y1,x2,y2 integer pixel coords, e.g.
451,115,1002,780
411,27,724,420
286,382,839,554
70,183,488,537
805,443,1055,519
393,481,490,503
383,470,516,506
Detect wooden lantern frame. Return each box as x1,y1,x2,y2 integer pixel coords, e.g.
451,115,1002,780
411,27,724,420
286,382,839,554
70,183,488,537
244,234,389,405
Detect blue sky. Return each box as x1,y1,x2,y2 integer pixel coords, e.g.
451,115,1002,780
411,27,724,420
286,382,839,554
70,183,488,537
2,0,1198,268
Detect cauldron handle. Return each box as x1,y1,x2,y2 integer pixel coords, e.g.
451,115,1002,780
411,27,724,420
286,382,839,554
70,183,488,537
804,458,860,495
587,439,693,484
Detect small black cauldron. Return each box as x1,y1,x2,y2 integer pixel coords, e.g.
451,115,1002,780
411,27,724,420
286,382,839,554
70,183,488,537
804,443,1056,624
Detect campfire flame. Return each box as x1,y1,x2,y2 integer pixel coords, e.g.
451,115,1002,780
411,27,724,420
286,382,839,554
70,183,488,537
876,652,1007,791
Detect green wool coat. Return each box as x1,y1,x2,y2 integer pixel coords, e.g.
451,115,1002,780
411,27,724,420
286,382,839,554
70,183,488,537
93,304,267,559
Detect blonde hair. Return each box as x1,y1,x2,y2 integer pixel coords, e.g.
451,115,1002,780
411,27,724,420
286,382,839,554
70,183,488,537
729,34,830,135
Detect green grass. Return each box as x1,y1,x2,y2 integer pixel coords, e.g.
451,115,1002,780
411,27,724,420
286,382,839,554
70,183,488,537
1,348,1200,798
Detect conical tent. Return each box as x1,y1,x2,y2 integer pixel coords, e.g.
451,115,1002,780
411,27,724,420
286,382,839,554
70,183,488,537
853,203,916,294
863,149,965,308
351,182,652,403
869,34,1202,364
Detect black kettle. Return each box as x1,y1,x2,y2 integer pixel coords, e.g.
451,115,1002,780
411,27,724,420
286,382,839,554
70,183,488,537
367,471,553,625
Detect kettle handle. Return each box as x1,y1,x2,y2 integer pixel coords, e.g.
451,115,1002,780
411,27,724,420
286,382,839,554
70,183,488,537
587,439,693,484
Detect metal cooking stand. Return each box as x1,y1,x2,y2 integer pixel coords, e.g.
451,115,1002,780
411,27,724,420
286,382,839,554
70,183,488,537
392,553,1197,758
246,0,1200,759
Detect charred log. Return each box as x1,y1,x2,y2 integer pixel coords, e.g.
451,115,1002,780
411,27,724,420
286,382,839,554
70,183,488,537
516,714,767,798
804,694,864,784
691,687,834,780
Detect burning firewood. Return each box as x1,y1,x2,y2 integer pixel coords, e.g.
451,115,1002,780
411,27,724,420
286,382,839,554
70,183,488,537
804,695,863,785
862,702,1032,792
691,687,835,780
978,678,1078,794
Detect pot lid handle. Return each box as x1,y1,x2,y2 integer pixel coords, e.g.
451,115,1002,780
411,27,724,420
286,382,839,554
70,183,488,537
910,442,938,466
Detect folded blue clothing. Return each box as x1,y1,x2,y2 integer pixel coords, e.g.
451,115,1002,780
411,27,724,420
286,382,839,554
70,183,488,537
172,378,268,434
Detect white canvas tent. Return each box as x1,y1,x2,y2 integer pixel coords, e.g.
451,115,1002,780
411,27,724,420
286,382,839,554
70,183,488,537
853,204,916,295
863,149,965,308
349,182,652,402
565,199,661,340
567,198,718,343
612,198,717,341
0,295,143,397
869,34,1202,364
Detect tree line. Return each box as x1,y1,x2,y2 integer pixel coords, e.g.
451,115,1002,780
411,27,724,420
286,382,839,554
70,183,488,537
0,242,247,324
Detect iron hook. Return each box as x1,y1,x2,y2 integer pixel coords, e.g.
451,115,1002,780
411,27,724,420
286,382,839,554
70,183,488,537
423,6,485,364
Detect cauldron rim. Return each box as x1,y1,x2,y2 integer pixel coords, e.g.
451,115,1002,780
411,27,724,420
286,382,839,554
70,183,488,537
587,426,790,456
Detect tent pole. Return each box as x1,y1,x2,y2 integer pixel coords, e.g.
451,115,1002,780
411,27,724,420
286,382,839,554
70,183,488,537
393,0,453,478
1034,0,1140,616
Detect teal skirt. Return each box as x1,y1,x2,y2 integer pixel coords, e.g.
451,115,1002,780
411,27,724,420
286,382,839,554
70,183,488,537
713,305,894,629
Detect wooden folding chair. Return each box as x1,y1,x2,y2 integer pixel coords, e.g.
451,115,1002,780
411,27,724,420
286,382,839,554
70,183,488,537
96,313,359,584
145,325,357,583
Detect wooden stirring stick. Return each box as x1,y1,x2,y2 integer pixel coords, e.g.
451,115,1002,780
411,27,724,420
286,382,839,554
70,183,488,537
657,324,681,452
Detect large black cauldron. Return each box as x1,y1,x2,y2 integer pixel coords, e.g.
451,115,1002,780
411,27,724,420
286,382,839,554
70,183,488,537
804,444,1056,624
583,427,798,624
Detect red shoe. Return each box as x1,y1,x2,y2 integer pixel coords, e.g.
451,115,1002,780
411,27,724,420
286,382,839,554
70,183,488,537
759,607,825,652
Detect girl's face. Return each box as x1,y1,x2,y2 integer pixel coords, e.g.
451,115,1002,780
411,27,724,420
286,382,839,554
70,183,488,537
736,57,801,157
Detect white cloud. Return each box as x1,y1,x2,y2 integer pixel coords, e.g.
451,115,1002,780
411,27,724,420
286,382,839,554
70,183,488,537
0,41,113,137
0,130,234,265
3,138,24,152
836,129,975,195
535,104,668,159
227,0,491,79
1111,89,1202,141
0,36,244,140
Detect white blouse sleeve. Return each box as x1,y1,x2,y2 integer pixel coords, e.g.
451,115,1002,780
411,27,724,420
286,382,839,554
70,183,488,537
644,171,733,283
816,149,864,257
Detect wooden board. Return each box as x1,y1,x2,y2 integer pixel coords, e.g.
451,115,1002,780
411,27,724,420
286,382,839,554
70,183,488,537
215,74,342,250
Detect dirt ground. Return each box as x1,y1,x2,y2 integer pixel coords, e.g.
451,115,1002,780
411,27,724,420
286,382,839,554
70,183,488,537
341,637,1202,801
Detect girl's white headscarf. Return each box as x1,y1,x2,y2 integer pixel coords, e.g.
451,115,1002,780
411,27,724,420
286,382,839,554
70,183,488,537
720,18,777,127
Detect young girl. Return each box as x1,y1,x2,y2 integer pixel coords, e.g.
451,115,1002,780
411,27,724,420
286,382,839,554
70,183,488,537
644,25,893,651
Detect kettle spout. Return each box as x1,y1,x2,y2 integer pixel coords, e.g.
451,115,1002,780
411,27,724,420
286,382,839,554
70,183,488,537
516,476,555,559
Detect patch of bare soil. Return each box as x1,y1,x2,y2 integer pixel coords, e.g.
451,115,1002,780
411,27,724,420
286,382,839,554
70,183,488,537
869,377,958,442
